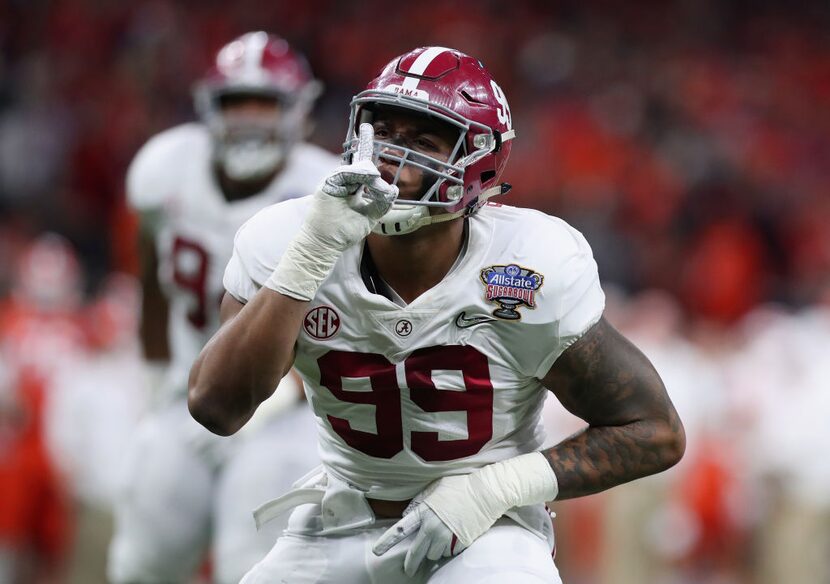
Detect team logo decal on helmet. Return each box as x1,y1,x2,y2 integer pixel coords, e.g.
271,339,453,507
343,46,515,235
194,31,322,181
480,264,544,320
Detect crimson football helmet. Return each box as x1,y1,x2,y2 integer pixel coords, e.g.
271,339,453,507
344,46,515,235
194,32,321,181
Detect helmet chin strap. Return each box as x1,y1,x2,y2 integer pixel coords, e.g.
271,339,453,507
372,184,505,236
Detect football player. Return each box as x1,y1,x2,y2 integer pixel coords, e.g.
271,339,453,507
107,32,337,584
189,46,686,583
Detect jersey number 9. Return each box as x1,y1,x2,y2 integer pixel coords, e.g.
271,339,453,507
318,345,494,462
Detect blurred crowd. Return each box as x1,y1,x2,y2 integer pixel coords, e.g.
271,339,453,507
544,289,830,584
2,0,830,316
1,0,829,582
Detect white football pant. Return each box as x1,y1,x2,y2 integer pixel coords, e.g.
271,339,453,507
241,502,561,584
107,401,319,584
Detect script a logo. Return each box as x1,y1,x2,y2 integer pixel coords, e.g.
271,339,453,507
304,306,340,340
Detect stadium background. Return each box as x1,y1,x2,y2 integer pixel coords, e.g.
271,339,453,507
1,0,828,582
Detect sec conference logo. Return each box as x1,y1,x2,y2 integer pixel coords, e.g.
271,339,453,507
303,306,340,340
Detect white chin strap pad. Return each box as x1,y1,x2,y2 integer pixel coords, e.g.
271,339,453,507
372,185,505,236
372,205,431,236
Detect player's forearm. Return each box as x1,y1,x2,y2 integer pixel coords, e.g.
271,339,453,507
541,417,685,500
138,228,171,361
541,318,686,499
188,288,306,435
139,294,170,362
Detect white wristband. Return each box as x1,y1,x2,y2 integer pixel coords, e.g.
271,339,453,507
263,225,343,302
423,452,559,547
482,451,558,506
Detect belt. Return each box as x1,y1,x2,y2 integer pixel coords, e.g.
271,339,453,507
367,497,412,519
254,490,413,529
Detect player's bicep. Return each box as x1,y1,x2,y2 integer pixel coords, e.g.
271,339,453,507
217,290,297,378
540,317,673,427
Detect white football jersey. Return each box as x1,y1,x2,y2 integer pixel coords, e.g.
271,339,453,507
224,198,605,500
128,123,339,398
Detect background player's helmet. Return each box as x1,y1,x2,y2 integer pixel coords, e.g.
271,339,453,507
344,46,515,235
195,32,321,181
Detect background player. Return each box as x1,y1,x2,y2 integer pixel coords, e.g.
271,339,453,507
107,31,337,584
189,46,686,582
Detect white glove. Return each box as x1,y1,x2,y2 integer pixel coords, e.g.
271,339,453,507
372,486,470,577
264,123,397,301
373,452,558,576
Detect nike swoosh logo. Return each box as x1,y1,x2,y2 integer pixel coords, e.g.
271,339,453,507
455,311,497,329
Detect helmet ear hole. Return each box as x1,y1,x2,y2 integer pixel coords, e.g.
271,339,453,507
480,170,496,184
460,90,484,105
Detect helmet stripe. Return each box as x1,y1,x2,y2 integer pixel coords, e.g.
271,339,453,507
401,46,453,90
244,31,269,76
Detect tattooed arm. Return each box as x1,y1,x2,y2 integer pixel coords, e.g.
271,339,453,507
540,317,685,499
